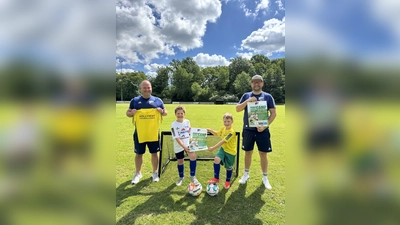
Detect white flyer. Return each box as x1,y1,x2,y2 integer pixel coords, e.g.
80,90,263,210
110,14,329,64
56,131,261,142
189,128,208,151
247,101,269,127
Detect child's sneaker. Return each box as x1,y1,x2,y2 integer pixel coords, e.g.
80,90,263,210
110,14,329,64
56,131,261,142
224,181,231,189
176,177,184,186
191,176,200,186
207,178,220,184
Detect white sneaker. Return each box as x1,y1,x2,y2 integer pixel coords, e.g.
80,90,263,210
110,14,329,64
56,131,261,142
152,172,159,182
262,176,272,190
191,176,199,185
131,172,142,184
239,173,250,184
176,177,184,186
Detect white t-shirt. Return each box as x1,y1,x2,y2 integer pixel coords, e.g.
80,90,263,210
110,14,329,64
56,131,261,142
171,119,191,153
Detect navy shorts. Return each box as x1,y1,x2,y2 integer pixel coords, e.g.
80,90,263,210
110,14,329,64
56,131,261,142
242,128,272,153
175,150,187,160
133,132,160,154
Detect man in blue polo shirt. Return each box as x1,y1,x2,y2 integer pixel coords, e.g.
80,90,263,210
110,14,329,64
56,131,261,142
126,80,168,184
236,75,276,190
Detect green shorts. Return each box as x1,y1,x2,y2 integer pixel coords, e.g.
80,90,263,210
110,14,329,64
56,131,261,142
216,147,236,169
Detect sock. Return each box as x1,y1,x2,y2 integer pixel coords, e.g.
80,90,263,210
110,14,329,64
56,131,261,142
178,164,184,178
214,163,220,179
190,160,196,177
226,169,233,182
244,169,249,175
263,173,268,177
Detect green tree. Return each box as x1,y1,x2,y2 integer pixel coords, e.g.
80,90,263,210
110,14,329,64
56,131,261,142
250,54,270,66
264,64,284,103
116,71,146,101
278,58,285,75
181,57,204,84
271,58,285,75
116,56,285,103
191,82,210,102
233,72,251,99
171,67,193,101
215,66,229,92
253,63,268,77
151,67,170,99
228,57,252,93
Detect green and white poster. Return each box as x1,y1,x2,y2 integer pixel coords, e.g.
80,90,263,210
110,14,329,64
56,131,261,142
247,101,269,127
189,128,208,151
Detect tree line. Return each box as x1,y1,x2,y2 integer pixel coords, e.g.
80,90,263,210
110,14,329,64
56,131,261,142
116,54,285,104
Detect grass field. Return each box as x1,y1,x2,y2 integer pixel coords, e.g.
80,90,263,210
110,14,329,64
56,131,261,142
116,104,285,224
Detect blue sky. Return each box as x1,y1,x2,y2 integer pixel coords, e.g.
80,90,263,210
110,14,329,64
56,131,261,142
116,0,285,76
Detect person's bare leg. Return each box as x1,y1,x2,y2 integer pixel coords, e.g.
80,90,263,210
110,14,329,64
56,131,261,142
151,152,160,182
135,154,143,173
151,152,159,172
131,154,143,184
244,150,253,170
259,151,268,174
239,150,253,184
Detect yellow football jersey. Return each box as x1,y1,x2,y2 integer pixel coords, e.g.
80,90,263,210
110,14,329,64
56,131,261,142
133,108,162,143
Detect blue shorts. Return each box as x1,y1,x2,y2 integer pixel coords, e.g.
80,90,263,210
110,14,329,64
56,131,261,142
133,132,160,154
175,150,187,160
242,128,272,153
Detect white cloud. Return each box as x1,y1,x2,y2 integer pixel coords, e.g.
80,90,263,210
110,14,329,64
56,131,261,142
193,53,230,68
236,52,253,59
240,3,255,17
116,68,136,74
276,0,285,10
255,0,270,12
241,0,271,17
144,63,166,72
116,0,222,64
146,71,158,77
241,17,285,56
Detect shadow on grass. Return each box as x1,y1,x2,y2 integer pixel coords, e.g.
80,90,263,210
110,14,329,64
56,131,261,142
116,178,266,225
116,182,199,224
116,177,152,208
189,182,265,225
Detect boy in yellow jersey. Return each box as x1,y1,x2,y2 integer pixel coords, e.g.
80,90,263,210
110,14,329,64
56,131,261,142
207,113,237,189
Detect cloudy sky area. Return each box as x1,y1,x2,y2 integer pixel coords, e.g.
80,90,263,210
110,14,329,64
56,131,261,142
116,0,285,76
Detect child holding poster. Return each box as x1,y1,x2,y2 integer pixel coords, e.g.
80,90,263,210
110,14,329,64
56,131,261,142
170,106,199,186
206,113,237,189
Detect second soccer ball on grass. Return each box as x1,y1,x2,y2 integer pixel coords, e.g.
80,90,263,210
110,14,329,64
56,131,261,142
206,183,219,196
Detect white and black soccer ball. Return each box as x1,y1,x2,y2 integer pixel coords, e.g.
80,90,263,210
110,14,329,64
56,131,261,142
188,182,202,196
206,183,219,196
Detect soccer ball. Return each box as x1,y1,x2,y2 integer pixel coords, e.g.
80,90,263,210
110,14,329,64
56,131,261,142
206,183,219,196
188,182,202,196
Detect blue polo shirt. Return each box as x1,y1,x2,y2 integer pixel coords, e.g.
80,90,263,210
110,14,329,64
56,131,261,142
129,95,165,110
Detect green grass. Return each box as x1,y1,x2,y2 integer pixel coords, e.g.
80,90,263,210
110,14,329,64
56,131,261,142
116,104,285,224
